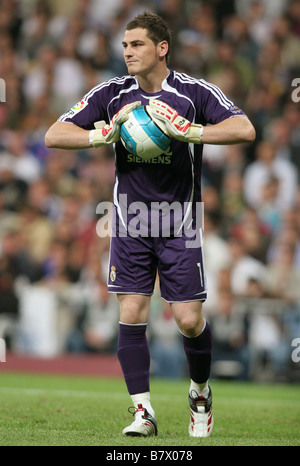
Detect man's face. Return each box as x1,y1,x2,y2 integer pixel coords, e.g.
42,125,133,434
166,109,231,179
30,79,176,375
122,28,164,77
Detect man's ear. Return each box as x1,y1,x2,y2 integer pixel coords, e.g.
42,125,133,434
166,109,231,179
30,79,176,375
158,40,169,60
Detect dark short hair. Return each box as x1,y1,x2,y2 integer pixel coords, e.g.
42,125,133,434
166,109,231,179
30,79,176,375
126,12,171,64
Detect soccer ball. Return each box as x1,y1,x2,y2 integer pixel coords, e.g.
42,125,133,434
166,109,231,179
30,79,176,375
120,105,171,160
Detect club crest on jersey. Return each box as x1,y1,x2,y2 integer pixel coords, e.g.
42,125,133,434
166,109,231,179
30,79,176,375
110,265,116,282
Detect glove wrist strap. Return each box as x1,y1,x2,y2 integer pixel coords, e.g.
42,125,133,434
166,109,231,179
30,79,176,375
199,125,203,142
188,124,203,144
89,129,95,146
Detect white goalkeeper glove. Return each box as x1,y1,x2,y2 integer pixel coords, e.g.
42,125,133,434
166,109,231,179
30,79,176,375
149,99,203,144
89,101,141,147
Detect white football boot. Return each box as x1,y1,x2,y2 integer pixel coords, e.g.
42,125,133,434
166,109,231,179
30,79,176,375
188,387,214,437
123,404,158,437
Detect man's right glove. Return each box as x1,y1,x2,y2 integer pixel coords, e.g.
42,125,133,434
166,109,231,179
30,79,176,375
149,99,203,144
89,101,141,147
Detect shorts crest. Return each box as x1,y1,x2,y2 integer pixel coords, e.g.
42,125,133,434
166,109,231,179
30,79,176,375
110,265,116,282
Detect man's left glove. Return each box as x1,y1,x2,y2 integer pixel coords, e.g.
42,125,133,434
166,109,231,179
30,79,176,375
149,99,203,144
89,101,141,147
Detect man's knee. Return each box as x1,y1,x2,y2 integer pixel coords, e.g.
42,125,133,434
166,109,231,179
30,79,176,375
171,301,205,337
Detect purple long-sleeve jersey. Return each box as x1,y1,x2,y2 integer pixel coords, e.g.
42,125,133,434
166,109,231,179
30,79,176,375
59,69,244,210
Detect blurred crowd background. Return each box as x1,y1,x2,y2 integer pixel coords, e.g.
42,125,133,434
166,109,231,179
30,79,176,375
0,0,300,383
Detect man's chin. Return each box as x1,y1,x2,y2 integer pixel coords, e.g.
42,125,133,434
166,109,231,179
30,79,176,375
127,63,140,73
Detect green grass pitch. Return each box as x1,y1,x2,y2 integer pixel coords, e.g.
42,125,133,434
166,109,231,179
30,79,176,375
0,372,299,446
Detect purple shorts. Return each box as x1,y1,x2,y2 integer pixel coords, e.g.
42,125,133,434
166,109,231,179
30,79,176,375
107,233,207,303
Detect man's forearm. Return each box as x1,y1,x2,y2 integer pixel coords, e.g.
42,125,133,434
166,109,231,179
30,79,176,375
45,121,91,149
202,116,255,145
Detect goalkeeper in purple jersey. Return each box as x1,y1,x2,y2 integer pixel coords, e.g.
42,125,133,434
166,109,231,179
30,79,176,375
45,12,255,438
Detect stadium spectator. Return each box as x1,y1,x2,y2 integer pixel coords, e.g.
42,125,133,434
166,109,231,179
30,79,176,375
227,236,267,296
210,287,249,380
230,206,272,263
256,176,282,236
244,277,289,382
243,139,298,212
66,279,119,354
202,211,232,311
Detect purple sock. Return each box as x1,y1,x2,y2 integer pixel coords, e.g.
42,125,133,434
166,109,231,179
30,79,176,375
117,322,150,395
182,321,212,383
